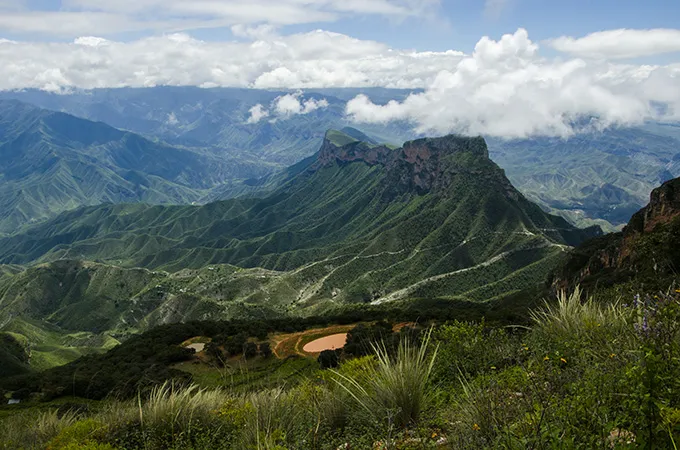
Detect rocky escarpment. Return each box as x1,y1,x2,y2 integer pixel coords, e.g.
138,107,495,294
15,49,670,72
314,130,508,196
552,177,680,291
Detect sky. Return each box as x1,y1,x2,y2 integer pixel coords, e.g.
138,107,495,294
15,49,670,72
0,0,679,138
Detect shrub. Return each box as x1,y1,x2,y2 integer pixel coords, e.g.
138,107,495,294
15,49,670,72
0,410,79,450
46,419,114,450
318,349,340,369
332,327,439,428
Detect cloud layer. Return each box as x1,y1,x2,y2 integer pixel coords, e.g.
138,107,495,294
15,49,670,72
0,24,679,138
549,28,680,59
347,29,680,138
0,30,462,91
0,0,441,37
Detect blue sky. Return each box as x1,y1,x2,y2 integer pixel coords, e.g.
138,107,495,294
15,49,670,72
5,0,680,57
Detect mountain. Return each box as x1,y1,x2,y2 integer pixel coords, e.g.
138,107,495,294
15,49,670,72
4,87,680,231
0,100,273,235
0,332,32,378
0,87,416,167
0,131,599,352
552,176,680,292
488,128,680,230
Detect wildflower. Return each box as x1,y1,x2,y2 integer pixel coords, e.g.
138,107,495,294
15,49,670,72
431,432,438,438
544,355,550,361
675,289,680,293
490,366,497,370
473,424,480,431
560,358,567,364
610,353,616,358
523,346,529,351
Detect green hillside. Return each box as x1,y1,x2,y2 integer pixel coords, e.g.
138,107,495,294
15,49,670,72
0,131,601,368
0,100,274,235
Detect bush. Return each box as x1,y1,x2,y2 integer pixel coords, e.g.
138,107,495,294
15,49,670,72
318,349,340,369
259,342,273,358
332,327,438,428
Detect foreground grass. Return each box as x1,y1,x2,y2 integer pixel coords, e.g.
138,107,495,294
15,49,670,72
2,288,680,449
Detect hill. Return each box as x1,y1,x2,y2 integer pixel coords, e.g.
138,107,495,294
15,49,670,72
0,131,600,366
0,100,273,235
552,176,680,292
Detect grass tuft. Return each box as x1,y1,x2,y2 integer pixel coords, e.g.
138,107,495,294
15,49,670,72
332,327,439,428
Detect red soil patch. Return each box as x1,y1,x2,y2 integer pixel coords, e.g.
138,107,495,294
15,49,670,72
302,333,348,353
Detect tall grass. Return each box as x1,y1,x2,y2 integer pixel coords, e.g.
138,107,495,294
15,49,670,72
332,327,439,428
0,409,79,449
530,286,631,350
240,387,305,449
138,381,229,436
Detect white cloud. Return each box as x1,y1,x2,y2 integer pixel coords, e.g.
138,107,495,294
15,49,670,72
274,92,329,116
0,25,679,139
0,30,462,91
346,28,680,139
246,104,269,124
549,29,680,60
246,92,329,123
0,0,441,37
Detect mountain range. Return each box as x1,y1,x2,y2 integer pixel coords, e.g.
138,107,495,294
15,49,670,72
0,129,599,367
0,99,277,236
2,87,679,231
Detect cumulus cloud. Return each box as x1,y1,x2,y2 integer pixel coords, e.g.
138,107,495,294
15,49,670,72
274,92,329,116
0,30,462,91
549,28,680,60
0,0,441,37
247,92,329,123
246,104,270,124
346,29,680,139
0,24,679,139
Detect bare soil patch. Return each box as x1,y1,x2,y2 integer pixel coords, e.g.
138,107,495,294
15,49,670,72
302,333,347,353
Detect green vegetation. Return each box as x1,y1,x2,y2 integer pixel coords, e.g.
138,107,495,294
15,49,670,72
0,132,601,366
3,287,680,448
0,99,275,235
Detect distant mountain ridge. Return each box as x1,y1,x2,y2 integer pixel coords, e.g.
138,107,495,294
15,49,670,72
3,87,680,230
0,99,273,235
0,129,604,368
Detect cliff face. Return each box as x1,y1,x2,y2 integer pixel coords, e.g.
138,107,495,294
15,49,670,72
313,131,500,195
552,177,680,291
626,178,680,235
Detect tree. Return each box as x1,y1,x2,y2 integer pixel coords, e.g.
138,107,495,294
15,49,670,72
318,349,340,369
259,342,273,358
243,342,258,359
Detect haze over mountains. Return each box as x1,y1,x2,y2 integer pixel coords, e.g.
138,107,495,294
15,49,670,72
1,87,679,232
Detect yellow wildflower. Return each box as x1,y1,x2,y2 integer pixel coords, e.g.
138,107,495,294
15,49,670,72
544,355,550,361
610,353,616,358
473,424,481,431
560,357,567,364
